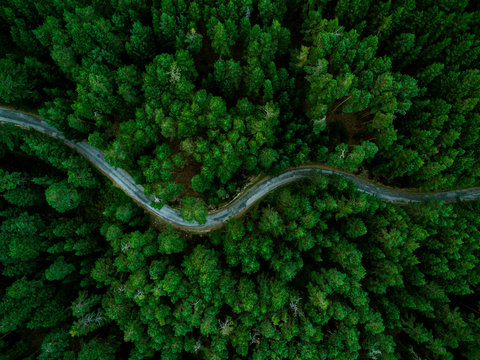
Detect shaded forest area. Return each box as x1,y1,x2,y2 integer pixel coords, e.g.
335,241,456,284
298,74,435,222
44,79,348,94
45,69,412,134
1,0,480,359
1,126,480,359
1,0,479,213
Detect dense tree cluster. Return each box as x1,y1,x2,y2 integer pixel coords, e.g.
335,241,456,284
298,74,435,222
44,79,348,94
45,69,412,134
336,0,480,190
1,0,480,359
2,124,480,358
2,0,478,208
0,126,125,358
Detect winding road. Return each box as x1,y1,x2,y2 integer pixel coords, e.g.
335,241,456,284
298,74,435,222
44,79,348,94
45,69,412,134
1,107,480,232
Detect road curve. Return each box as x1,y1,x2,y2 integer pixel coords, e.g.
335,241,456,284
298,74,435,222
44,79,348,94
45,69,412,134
1,107,480,232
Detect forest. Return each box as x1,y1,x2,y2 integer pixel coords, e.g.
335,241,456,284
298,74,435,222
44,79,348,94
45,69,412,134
1,0,480,359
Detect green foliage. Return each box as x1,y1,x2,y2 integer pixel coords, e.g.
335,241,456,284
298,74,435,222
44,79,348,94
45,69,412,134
210,21,235,57
345,217,367,238
38,329,71,359
45,181,81,213
45,256,75,280
158,226,186,254
2,1,480,359
126,21,155,62
0,57,39,103
180,196,208,224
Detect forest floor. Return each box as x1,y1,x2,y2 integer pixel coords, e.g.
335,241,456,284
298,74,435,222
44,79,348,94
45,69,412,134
326,97,373,146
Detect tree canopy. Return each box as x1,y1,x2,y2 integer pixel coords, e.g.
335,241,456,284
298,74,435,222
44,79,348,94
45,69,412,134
1,0,480,359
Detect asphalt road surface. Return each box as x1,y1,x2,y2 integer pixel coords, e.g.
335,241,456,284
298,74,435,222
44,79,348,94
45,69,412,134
2,107,480,232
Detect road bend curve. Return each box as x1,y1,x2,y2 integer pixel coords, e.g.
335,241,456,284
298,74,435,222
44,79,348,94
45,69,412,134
1,107,480,232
